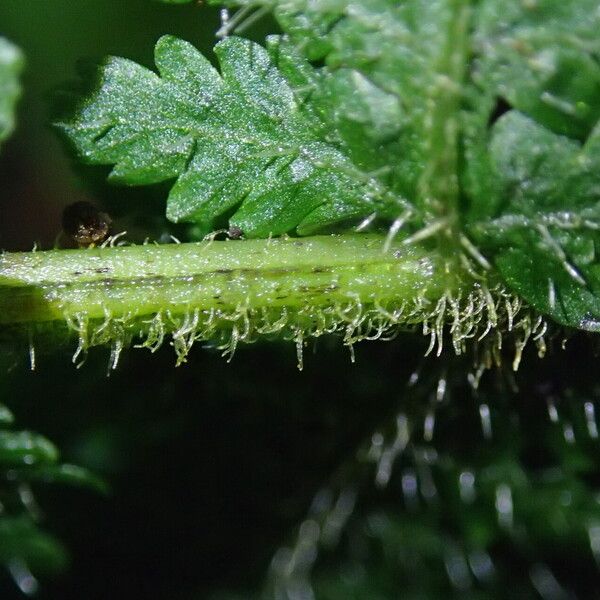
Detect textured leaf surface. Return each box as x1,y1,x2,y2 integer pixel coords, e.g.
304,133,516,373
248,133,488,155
233,0,600,211
470,111,600,330
472,0,600,140
464,0,600,330
0,37,24,146
59,35,402,237
214,0,471,219
462,0,600,222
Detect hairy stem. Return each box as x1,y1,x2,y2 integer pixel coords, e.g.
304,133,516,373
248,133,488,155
0,235,447,325
0,234,465,367
418,0,470,259
0,233,541,371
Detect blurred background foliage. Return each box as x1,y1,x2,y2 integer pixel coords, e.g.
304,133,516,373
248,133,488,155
2,2,600,599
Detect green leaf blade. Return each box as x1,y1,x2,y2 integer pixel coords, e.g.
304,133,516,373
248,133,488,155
60,34,396,237
58,49,202,186
155,35,223,105
0,430,59,467
470,111,600,330
242,0,471,221
0,517,68,575
21,464,109,495
473,0,600,140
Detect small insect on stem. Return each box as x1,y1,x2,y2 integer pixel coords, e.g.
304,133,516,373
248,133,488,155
62,201,112,248
227,226,244,240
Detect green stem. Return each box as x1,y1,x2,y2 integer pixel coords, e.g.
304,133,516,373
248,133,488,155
418,0,470,258
0,234,446,324
0,234,458,367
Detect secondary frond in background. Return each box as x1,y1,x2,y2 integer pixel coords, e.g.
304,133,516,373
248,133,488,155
0,402,105,594
266,356,600,598
0,37,24,148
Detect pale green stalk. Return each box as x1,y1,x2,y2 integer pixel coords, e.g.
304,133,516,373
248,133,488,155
0,235,444,325
0,235,464,368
